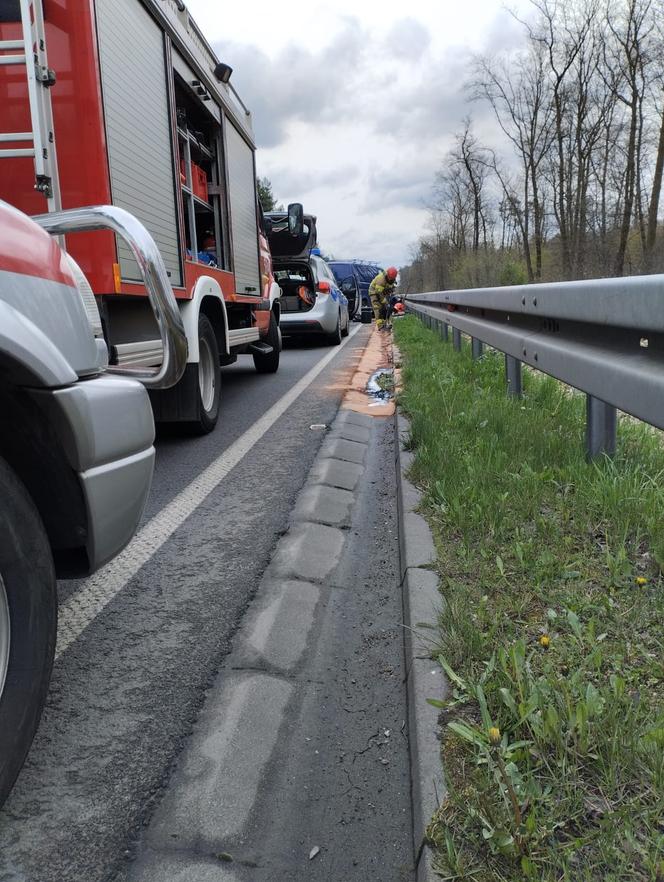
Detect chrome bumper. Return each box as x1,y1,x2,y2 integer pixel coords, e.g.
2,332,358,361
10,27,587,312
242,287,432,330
35,374,155,571
34,205,188,390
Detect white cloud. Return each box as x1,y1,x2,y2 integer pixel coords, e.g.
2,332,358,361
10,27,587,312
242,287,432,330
186,0,536,266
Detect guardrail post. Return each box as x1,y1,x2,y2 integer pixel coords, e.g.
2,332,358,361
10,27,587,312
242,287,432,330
453,328,461,351
471,338,484,360
586,396,617,459
441,322,448,342
505,355,522,397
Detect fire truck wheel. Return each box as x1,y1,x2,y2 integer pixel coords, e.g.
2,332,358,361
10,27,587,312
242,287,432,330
253,312,281,374
0,455,56,809
192,314,221,434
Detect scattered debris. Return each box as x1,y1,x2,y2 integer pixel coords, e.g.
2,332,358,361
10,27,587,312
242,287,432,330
367,368,395,401
309,846,320,860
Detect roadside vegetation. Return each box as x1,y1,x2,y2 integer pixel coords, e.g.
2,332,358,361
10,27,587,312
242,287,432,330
395,316,664,882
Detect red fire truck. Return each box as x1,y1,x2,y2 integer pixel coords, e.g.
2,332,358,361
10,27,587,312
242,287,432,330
0,0,299,432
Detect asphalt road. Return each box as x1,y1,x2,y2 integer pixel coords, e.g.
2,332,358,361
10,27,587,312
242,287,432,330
0,327,403,882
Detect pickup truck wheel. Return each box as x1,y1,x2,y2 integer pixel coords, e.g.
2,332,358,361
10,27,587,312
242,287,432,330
0,456,56,808
326,314,342,346
191,314,221,434
253,312,281,374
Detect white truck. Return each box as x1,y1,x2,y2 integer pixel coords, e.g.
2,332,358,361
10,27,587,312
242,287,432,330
0,199,187,806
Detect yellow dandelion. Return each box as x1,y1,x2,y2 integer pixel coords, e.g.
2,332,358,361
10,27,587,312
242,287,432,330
635,576,648,586
488,726,501,745
539,634,551,648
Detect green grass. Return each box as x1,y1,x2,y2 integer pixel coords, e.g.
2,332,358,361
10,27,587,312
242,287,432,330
394,316,664,882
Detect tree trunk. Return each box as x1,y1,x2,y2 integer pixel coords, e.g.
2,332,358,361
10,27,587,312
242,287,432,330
645,106,664,267
614,90,639,277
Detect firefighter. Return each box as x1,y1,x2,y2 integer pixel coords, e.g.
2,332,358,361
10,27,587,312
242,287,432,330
369,266,398,330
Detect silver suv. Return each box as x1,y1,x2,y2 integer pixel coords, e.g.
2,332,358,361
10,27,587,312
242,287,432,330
0,201,186,807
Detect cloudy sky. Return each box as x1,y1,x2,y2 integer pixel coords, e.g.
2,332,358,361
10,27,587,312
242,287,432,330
186,0,533,267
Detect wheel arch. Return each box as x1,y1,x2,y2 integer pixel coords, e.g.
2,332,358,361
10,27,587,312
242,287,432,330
178,277,229,362
0,372,89,578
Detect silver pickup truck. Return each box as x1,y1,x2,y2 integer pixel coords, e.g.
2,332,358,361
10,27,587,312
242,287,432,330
0,201,187,806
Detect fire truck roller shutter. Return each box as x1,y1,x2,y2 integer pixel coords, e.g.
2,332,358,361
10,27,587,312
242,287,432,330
95,0,182,287
225,121,261,297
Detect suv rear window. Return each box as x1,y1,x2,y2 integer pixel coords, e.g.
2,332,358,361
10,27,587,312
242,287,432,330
329,262,353,282
355,265,382,283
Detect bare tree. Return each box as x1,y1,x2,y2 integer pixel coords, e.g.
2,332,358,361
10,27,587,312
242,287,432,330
528,0,597,278
472,42,553,280
602,0,654,275
644,3,664,268
401,0,664,289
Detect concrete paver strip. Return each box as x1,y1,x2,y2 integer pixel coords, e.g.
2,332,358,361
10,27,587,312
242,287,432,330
229,579,320,673
308,457,364,491
269,521,346,582
403,567,442,659
145,673,293,848
320,437,368,464
328,422,371,444
400,512,436,578
399,474,422,514
407,658,446,861
334,410,373,428
292,484,355,527
394,355,446,880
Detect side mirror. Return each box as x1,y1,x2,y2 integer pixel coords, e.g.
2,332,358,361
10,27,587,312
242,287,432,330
316,280,331,294
340,277,357,295
288,202,304,237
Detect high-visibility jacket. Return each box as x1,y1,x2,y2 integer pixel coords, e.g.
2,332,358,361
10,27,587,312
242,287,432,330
369,270,396,304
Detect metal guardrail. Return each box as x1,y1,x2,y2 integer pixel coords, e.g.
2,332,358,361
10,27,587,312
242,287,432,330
406,275,664,459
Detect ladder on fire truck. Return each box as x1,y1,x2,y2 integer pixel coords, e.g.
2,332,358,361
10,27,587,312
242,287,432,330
0,0,61,212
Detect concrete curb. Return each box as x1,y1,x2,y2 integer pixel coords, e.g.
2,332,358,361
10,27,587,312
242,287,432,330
394,406,446,881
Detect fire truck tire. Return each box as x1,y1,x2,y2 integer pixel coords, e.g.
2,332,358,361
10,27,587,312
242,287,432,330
253,312,281,374
191,314,221,434
0,455,56,809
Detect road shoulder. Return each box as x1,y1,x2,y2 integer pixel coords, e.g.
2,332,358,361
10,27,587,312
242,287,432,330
120,333,415,881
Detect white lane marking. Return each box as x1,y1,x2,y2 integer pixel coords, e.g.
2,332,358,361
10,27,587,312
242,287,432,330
56,324,362,658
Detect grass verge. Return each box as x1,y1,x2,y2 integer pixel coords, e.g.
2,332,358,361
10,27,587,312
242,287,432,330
394,316,664,882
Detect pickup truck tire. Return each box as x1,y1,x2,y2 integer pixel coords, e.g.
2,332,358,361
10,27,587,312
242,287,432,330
253,312,281,374
0,456,56,808
191,314,221,434
326,314,342,346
